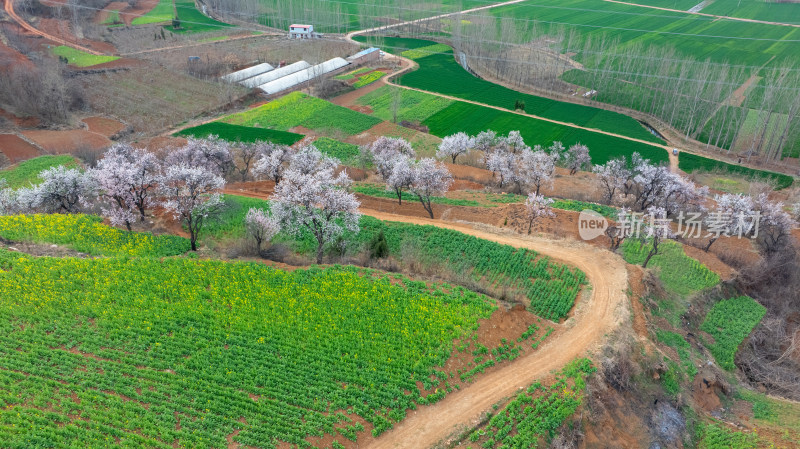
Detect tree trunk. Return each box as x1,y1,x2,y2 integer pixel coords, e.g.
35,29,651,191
528,218,533,235
419,196,434,219
316,240,324,264
452,155,458,164
395,188,402,205
704,237,717,252
642,240,659,268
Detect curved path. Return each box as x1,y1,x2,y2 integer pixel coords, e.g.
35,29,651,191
3,0,103,55
223,187,629,448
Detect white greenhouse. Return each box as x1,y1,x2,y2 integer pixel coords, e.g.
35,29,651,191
240,61,311,88
258,58,350,95
221,62,275,83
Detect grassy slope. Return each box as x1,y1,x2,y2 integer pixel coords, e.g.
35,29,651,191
0,155,78,188
51,46,119,67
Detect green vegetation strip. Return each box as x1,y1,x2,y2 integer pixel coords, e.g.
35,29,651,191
701,296,766,370
0,251,494,445
219,196,588,320
335,66,372,80
51,46,119,68
222,92,381,136
357,85,454,123
621,240,719,296
175,122,304,145
313,137,360,165
0,214,189,257
699,423,760,449
131,0,173,24
678,152,794,190
467,359,595,447
353,71,385,89
0,155,77,189
550,199,617,218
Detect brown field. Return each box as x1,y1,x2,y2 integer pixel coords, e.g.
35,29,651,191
0,134,41,162
21,129,111,153
82,116,126,137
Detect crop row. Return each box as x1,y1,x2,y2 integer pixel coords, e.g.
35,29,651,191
621,239,719,296
0,214,189,257
222,91,381,136
175,122,304,145
0,252,495,447
701,296,766,370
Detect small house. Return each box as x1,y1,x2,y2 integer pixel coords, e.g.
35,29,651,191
289,24,313,39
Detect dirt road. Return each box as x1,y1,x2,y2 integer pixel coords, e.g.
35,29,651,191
604,0,800,28
3,0,103,55
222,185,630,448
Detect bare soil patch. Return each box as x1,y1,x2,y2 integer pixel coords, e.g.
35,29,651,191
0,40,33,72
37,18,116,54
94,1,129,25
449,179,484,191
626,264,648,339
0,134,41,162
21,129,111,154
0,107,39,128
81,117,126,137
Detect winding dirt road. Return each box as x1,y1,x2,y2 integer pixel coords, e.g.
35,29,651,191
223,185,629,448
3,0,103,55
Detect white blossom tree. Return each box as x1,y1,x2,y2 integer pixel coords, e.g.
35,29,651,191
564,143,592,175
410,158,453,219
593,158,631,204
473,130,498,153
547,141,567,162
271,147,360,264
251,143,294,184
233,141,273,182
244,207,280,253
385,154,415,204
754,193,796,256
0,180,16,215
524,193,555,234
503,130,528,154
640,206,676,268
166,136,233,177
518,148,555,195
436,132,474,164
703,193,756,252
159,163,225,251
93,144,161,230
364,136,415,180
22,166,96,214
485,150,515,188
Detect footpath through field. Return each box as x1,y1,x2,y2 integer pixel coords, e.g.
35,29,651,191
3,0,103,55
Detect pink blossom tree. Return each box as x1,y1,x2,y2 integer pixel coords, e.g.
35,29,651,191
159,163,225,251
702,193,755,252
524,193,555,234
251,143,294,184
410,158,453,219
93,144,161,230
436,132,474,164
244,207,280,253
386,155,415,204
271,147,360,264
233,141,274,182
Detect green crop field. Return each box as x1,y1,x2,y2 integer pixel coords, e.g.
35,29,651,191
466,359,595,448
0,155,77,189
168,0,231,33
423,101,668,165
0,249,496,446
312,137,360,165
357,85,454,123
356,37,663,145
353,71,385,89
621,239,719,296
678,152,794,189
698,424,760,449
0,214,189,257
335,67,372,80
131,0,173,24
175,122,304,145
214,195,587,320
51,46,119,68
701,295,766,370
222,92,381,136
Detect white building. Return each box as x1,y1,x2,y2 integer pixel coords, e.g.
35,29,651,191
289,24,313,39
